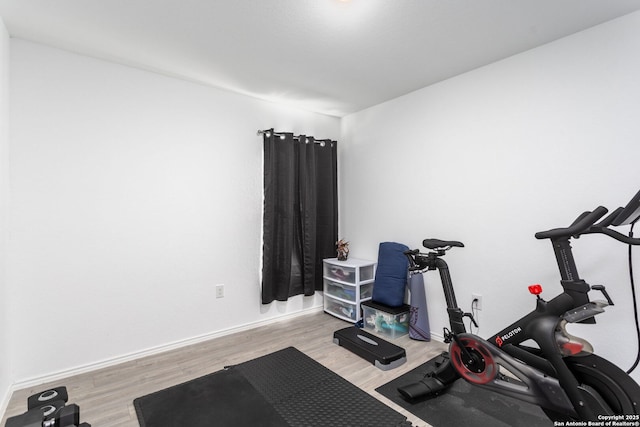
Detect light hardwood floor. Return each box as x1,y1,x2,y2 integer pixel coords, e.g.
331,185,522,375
2,310,447,426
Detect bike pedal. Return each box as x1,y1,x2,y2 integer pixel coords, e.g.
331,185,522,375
442,328,453,343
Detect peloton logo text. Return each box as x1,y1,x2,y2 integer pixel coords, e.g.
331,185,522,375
495,327,522,347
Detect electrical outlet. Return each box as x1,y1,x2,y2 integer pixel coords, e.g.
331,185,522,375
216,284,225,299
472,293,482,310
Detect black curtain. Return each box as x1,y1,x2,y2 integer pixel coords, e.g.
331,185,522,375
261,130,338,304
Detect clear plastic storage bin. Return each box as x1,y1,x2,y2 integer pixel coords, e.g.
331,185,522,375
361,300,410,339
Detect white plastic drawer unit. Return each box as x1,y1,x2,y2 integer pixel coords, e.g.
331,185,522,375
322,258,376,323
323,259,375,284
324,298,358,321
324,280,373,302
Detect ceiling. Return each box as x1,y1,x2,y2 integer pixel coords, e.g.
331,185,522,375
1,0,640,117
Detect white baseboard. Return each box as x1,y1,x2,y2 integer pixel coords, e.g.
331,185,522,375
9,306,324,392
430,331,445,343
0,384,12,424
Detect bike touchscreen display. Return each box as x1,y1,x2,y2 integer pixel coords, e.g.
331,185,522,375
613,188,640,226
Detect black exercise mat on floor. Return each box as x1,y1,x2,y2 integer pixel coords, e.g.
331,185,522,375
134,367,286,426
376,353,552,427
134,346,412,427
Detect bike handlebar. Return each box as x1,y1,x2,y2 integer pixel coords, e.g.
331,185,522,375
593,207,625,228
535,206,608,240
584,226,640,245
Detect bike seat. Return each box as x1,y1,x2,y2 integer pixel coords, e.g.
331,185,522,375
423,239,465,249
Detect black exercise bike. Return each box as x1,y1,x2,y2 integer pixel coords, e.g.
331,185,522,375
398,190,640,422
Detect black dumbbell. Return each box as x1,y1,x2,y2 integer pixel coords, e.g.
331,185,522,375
38,400,66,422
57,404,80,427
27,387,68,410
42,404,80,427
5,400,66,427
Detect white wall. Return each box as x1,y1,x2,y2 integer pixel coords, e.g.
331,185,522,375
341,11,640,380
0,15,11,414
8,39,340,383
5,7,640,395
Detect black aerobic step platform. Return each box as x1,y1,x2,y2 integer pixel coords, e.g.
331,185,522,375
333,326,406,370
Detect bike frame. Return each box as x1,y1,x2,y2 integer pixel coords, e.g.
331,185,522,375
404,193,640,419
419,234,611,419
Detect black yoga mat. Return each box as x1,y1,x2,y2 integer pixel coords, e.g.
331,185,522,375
134,346,412,427
376,353,553,427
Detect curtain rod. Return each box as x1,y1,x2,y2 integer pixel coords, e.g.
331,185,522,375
256,129,336,145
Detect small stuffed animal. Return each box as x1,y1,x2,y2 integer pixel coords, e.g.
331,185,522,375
336,239,349,261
